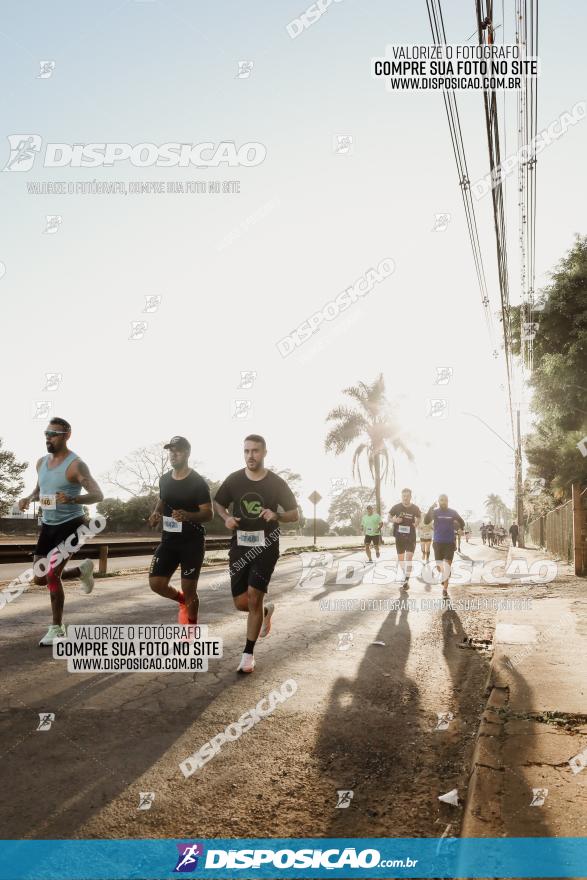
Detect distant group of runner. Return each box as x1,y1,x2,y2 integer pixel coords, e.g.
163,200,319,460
480,522,518,547
361,489,467,599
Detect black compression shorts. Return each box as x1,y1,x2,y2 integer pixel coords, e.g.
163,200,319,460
149,536,205,581
395,536,416,554
364,534,380,546
35,516,87,561
228,540,279,597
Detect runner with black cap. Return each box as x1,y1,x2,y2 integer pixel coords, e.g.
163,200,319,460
214,434,299,674
148,436,213,626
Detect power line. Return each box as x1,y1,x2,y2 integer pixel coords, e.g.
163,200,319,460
475,0,516,445
516,0,539,373
425,0,498,356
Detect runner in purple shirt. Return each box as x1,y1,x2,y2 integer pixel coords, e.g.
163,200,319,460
424,494,465,599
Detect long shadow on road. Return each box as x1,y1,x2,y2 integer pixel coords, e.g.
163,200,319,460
0,555,399,839
311,595,425,836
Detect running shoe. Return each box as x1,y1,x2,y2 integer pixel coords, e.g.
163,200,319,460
260,602,274,638
237,652,255,674
442,588,449,599
79,559,95,594
38,624,66,646
402,578,410,591
178,601,190,625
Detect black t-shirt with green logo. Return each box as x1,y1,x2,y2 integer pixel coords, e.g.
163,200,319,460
214,469,297,538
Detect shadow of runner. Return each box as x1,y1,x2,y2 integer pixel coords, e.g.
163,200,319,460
1,561,405,840
310,595,429,836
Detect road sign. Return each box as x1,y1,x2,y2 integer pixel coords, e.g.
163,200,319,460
308,490,322,546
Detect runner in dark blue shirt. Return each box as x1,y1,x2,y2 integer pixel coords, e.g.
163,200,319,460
424,495,465,598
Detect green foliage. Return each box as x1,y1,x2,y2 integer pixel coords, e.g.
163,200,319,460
0,439,27,518
302,518,330,537
328,485,380,532
511,235,587,497
97,495,157,531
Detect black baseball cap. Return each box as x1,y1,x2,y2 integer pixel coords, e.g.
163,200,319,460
164,436,191,453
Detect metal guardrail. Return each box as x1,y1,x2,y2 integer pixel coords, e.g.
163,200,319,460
0,536,232,574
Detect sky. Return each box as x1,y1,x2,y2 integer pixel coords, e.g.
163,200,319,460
0,0,585,522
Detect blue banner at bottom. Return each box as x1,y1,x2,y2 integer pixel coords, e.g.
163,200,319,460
0,838,586,879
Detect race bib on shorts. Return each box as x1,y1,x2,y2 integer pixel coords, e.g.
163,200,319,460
398,524,411,534
163,516,182,533
40,494,56,510
237,529,264,547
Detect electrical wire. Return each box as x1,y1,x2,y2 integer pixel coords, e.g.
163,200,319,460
425,0,499,356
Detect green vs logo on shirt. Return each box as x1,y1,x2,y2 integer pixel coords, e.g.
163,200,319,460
240,493,264,517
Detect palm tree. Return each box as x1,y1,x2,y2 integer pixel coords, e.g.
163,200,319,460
324,374,413,515
498,499,514,529
484,494,498,523
485,493,508,525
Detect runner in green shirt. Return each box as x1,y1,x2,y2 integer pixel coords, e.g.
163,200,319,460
361,505,382,562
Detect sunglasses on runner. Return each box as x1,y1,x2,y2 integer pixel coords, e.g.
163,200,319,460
44,430,68,437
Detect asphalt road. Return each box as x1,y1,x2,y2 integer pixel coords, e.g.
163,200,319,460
0,539,512,839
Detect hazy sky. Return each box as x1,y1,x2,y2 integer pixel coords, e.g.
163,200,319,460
1,0,585,521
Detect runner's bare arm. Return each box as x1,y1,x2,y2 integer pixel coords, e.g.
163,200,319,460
261,507,300,522
172,503,213,523
214,500,240,530
148,498,164,527
59,459,104,505
18,458,43,509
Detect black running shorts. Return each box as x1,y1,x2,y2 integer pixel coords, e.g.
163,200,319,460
364,534,380,546
395,536,416,554
228,539,279,597
149,536,205,581
35,516,87,561
433,541,456,563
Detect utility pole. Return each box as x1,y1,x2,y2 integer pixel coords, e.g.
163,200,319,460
516,408,525,548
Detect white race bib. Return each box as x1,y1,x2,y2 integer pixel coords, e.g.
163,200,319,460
40,494,56,510
237,529,264,547
398,524,411,534
163,516,183,533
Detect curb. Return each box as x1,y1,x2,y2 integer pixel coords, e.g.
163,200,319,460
460,548,512,839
